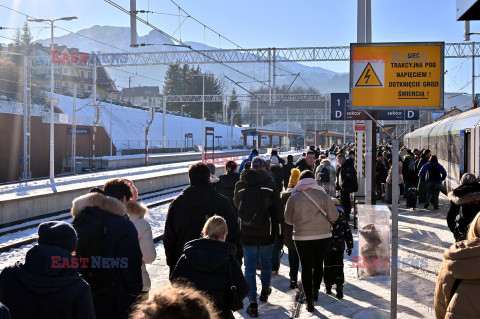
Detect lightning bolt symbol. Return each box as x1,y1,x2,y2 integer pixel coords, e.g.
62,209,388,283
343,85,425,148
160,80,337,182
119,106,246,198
365,69,371,83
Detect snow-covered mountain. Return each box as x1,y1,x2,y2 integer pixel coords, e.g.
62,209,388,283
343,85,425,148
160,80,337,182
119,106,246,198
34,25,348,93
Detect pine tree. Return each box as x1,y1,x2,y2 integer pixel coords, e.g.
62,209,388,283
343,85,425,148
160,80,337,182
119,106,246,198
21,22,32,48
228,87,241,126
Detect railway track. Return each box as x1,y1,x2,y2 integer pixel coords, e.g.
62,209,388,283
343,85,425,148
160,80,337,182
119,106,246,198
0,185,186,253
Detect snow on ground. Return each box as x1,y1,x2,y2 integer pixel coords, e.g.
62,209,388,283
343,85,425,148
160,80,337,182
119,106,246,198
53,94,244,150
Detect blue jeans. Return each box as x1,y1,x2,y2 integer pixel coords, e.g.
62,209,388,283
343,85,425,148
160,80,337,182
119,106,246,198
271,239,280,271
244,244,274,303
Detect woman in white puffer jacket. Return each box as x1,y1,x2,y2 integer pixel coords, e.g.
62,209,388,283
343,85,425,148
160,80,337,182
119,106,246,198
127,201,157,293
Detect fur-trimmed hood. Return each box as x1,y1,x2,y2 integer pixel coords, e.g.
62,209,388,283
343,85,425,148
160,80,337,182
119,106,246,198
126,201,148,219
71,193,126,218
448,183,480,206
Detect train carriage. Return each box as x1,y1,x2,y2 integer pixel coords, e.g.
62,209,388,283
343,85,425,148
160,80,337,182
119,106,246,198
404,108,480,193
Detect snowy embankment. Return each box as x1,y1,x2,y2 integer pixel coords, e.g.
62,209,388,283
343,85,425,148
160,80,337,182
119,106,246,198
53,93,244,150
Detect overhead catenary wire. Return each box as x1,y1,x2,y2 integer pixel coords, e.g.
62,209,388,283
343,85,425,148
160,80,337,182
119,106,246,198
104,0,273,90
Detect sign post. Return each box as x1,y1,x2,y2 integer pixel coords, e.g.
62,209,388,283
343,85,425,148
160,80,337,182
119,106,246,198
349,41,444,319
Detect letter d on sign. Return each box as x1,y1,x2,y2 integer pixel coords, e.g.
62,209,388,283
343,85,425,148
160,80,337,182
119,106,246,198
407,111,414,119
335,111,343,119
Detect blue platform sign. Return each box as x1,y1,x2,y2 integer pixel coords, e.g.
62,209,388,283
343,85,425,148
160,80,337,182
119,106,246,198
331,93,419,121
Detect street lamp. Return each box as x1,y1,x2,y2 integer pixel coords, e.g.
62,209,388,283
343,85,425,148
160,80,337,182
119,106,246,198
28,16,78,180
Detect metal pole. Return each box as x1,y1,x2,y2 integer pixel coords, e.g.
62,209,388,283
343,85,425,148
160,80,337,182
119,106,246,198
110,98,113,156
287,107,289,149
391,139,399,319
49,21,55,180
268,49,272,107
92,58,98,169
72,85,77,173
256,100,259,150
202,76,205,160
27,71,31,179
23,55,28,180
343,121,346,145
231,109,234,148
314,119,317,147
473,41,476,107
181,104,184,152
163,96,166,148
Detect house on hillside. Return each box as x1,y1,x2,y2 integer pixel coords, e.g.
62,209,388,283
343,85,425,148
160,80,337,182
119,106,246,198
24,43,116,98
121,86,161,106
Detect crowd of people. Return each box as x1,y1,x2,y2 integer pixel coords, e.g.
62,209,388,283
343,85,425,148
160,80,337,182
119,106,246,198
2,143,480,319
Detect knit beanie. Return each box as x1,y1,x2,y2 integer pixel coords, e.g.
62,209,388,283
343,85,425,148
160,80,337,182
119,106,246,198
288,168,301,187
37,221,77,252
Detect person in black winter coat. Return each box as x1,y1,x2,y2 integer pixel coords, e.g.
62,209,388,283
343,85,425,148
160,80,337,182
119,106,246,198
71,180,143,319
215,161,240,204
171,216,249,319
283,155,295,189
447,173,480,242
323,204,353,299
0,302,10,319
164,162,243,274
269,156,284,192
415,149,431,203
233,157,283,317
336,154,358,220
295,150,315,172
0,221,95,319
375,153,389,198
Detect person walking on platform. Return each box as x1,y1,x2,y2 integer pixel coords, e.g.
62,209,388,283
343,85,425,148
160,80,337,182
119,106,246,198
447,173,480,242
386,158,404,204
281,168,301,289
269,155,284,192
435,212,480,319
164,163,243,274
416,149,431,203
336,154,358,221
126,200,156,296
324,201,353,299
296,150,315,172
171,216,249,319
402,150,417,197
239,149,259,174
0,221,95,319
234,157,283,318
315,158,336,197
285,170,339,313
376,152,389,199
71,179,143,319
215,161,240,205
419,155,446,210
283,155,296,189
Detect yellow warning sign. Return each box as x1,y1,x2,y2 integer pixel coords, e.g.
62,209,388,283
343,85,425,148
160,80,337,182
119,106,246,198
350,42,444,110
355,63,383,87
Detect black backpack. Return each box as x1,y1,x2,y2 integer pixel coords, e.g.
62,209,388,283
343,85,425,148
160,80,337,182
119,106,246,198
319,165,330,183
428,164,441,181
238,185,267,229
71,209,114,297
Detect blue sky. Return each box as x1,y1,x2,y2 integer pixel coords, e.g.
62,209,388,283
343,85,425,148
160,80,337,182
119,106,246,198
1,0,479,93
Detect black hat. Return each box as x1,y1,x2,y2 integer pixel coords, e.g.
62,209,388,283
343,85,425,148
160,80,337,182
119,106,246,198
37,221,77,252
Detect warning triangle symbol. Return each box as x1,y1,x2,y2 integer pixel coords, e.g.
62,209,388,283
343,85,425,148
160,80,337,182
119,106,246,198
355,63,383,87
